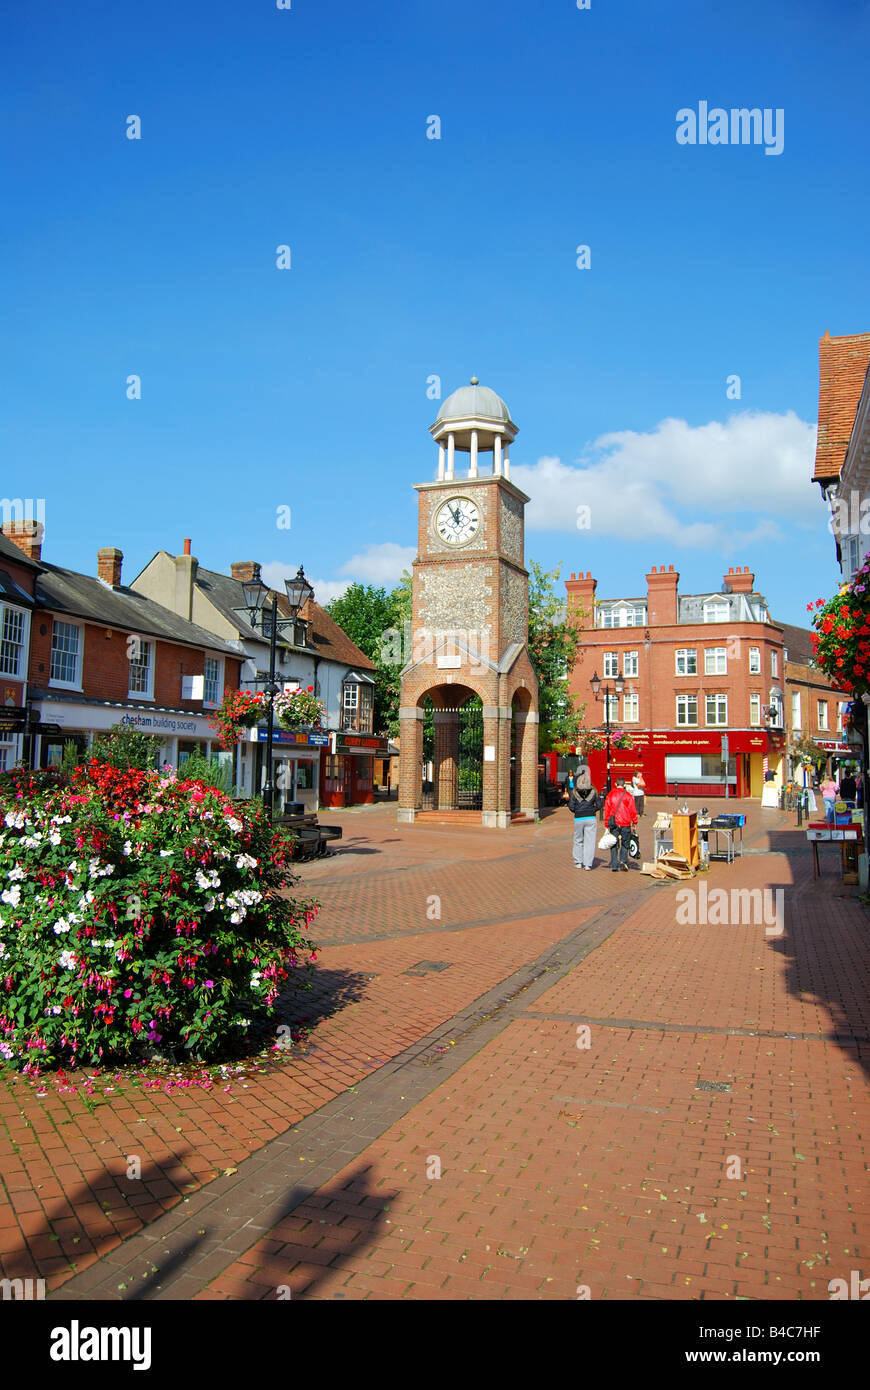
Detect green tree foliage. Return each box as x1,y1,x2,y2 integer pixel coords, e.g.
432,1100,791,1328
90,723,159,771
527,561,588,751
326,581,409,738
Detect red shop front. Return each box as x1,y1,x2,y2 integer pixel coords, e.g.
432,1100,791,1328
543,729,783,799
320,732,390,807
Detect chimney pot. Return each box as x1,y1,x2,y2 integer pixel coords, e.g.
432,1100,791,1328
183,538,191,556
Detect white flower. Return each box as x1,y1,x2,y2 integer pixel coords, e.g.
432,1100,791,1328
59,950,77,969
235,854,258,871
52,919,71,935
21,835,42,849
51,1005,61,1015
67,861,79,873
0,942,6,958
51,815,71,825
0,1041,14,1059
1,886,21,908
77,891,95,908
226,817,243,833
250,971,262,988
230,912,243,924
195,868,221,891
4,811,27,829
233,1018,251,1027
49,831,62,846
7,866,24,882
159,850,172,858
204,896,216,913
88,857,115,878
122,840,133,856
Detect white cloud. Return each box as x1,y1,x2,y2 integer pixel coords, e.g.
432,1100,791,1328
261,542,414,607
338,542,416,585
512,410,822,549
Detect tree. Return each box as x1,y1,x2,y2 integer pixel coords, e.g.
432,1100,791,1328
527,561,588,751
325,583,406,737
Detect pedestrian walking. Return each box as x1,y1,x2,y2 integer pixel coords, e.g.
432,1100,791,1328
820,772,838,825
629,770,646,817
603,775,639,872
563,766,603,869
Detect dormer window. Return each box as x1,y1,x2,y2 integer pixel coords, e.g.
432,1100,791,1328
703,600,729,623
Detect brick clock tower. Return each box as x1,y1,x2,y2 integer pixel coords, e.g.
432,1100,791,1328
398,378,539,827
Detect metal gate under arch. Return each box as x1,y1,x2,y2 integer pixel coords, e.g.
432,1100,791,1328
420,696,483,810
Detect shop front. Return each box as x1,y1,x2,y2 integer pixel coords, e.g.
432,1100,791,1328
543,729,785,799
31,698,225,771
246,727,330,814
321,732,390,807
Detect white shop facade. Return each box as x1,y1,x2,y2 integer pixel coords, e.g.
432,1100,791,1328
31,697,227,774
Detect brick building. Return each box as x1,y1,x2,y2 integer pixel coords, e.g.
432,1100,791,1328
1,524,242,771
132,545,382,810
0,527,40,769
560,564,792,798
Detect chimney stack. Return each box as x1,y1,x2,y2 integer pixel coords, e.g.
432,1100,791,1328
564,570,596,624
2,519,43,562
174,545,199,622
723,564,756,594
97,547,123,587
646,564,680,626
230,561,261,583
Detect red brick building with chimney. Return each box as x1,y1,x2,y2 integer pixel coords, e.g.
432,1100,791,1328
0,523,241,771
558,563,790,798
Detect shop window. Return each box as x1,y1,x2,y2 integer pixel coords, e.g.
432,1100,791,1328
0,607,26,677
50,620,82,687
749,646,761,674
676,694,698,726
675,649,697,676
623,651,638,678
705,694,727,726
324,754,343,781
128,638,154,698
296,761,314,790
704,647,727,676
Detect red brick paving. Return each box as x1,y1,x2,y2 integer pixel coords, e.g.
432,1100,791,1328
3,797,869,1300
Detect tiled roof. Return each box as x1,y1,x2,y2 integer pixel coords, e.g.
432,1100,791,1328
814,331,870,484
776,621,816,665
0,532,43,571
194,565,375,671
35,565,241,655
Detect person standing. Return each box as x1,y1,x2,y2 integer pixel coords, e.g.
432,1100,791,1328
839,767,857,806
563,766,602,869
820,772,839,826
630,770,646,817
603,775,639,872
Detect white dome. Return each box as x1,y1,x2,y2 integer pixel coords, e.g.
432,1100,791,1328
435,378,512,426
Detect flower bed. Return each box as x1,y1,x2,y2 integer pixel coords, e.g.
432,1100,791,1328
0,761,319,1072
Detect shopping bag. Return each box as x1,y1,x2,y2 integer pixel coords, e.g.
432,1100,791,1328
598,831,616,849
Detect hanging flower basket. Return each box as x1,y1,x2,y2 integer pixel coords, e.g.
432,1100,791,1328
273,686,325,731
208,690,266,746
809,558,870,695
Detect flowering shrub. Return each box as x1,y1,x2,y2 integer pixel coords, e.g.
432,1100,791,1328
809,560,870,694
207,689,268,746
273,686,324,730
0,761,318,1072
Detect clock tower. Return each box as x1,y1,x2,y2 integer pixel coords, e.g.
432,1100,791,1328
398,378,539,827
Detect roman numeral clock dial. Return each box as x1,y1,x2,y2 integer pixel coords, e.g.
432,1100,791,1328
435,497,480,545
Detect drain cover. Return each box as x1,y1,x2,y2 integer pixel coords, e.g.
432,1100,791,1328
404,960,452,975
696,1080,732,1092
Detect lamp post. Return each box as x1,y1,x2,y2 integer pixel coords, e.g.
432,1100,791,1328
242,565,314,820
589,669,625,795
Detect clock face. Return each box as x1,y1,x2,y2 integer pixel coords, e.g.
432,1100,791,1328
435,497,480,546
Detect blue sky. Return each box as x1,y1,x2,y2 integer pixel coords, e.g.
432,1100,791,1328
4,0,869,625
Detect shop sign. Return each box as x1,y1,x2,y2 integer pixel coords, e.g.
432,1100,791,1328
252,728,330,747
816,740,851,753
333,733,389,755
0,706,27,732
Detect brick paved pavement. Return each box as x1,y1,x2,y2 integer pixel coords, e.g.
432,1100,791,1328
2,798,868,1299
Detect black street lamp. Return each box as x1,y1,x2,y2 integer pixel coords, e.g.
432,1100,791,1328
589,669,625,795
242,565,314,820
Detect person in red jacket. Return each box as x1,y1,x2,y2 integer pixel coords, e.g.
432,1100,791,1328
603,776,638,872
